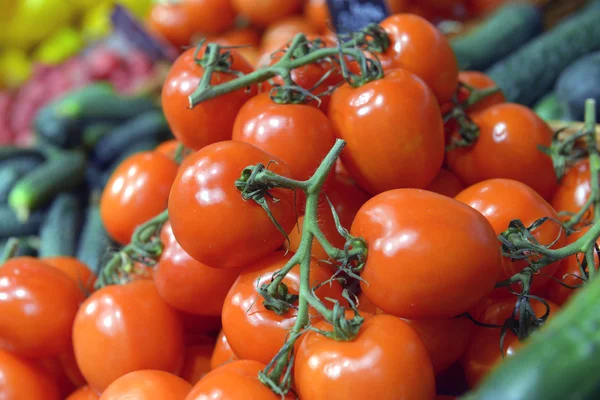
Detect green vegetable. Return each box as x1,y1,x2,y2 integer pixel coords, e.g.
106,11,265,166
533,93,571,122
0,146,45,164
82,122,116,149
0,237,39,258
0,168,24,204
101,137,161,182
76,198,110,274
0,206,46,238
556,52,600,121
39,193,81,257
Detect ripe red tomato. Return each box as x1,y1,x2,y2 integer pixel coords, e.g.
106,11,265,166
168,141,296,269
57,346,87,393
457,71,505,113
380,14,458,104
181,344,214,385
155,221,242,315
155,139,193,161
304,0,329,32
294,314,435,400
221,251,345,365
100,151,178,245
0,257,84,358
207,26,262,48
183,0,237,35
230,0,303,27
147,2,192,48
425,168,465,197
352,189,501,319
447,103,557,200
72,280,185,393
162,47,257,150
455,179,565,292
42,256,96,293
329,68,444,194
100,370,192,400
261,16,319,52
0,349,60,399
551,159,591,224
66,386,100,400
210,331,238,370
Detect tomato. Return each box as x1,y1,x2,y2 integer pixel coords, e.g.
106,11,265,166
0,349,60,400
230,0,303,27
425,168,464,197
100,151,178,245
155,221,242,315
352,189,501,319
207,26,261,48
36,356,77,398
329,68,444,193
168,141,296,269
551,159,591,224
156,139,193,161
0,257,84,358
221,251,345,365
210,331,238,370
183,0,237,36
456,71,505,114
73,280,185,392
455,179,565,292
179,313,223,344
380,14,458,104
186,359,294,399
304,0,329,32
57,347,87,392
447,103,557,200
147,2,192,48
66,386,100,400
42,256,96,293
261,16,319,52
294,314,435,400
181,344,214,385
100,370,192,400
162,47,257,150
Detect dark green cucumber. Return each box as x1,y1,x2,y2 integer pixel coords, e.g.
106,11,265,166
486,6,600,106
39,193,81,257
0,206,46,238
462,274,600,400
82,122,116,149
76,199,111,274
0,147,46,162
556,52,600,122
8,150,86,218
0,168,24,204
0,237,39,257
451,3,543,71
533,93,571,122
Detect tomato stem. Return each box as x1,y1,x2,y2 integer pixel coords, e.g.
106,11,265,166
0,237,20,264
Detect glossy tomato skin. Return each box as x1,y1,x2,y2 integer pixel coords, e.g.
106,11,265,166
168,141,296,269
260,16,318,52
181,344,213,385
155,221,241,315
72,280,185,393
447,103,557,200
230,0,303,27
183,0,237,35
0,349,60,400
147,2,192,48
100,151,178,245
551,159,591,224
380,14,458,104
221,251,345,365
455,179,565,291
210,331,238,370
425,168,465,197
0,257,84,358
66,385,100,400
42,256,96,293
294,315,435,400
99,370,192,400
457,71,505,113
352,189,501,319
329,68,444,194
162,47,257,150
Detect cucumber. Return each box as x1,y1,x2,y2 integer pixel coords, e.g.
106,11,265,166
0,168,24,204
486,6,600,106
533,93,571,122
8,150,86,219
82,122,116,149
0,237,39,258
461,275,600,400
556,52,600,122
39,193,81,257
451,3,543,71
76,199,111,274
102,137,161,180
84,163,106,191
0,206,46,238
0,147,45,163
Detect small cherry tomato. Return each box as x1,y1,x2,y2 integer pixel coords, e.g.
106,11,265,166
457,71,505,113
304,0,329,32
261,16,319,52
425,168,464,197
230,0,303,27
551,159,591,224
168,141,296,269
147,2,192,48
155,139,193,161
183,0,237,36
181,344,214,385
210,331,238,370
99,370,192,400
0,349,60,400
66,386,100,400
207,26,261,48
42,256,96,293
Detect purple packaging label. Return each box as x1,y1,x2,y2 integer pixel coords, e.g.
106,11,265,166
326,0,390,34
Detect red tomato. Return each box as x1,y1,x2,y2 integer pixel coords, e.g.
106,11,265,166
162,47,257,150
181,344,214,385
100,151,178,245
168,141,296,269
0,257,84,358
261,16,319,52
457,71,505,113
0,349,60,399
183,0,237,35
294,315,435,400
380,14,458,104
455,179,565,292
147,2,193,48
304,0,329,32
155,221,242,315
72,280,185,393
100,370,192,400
155,139,193,161
66,386,100,400
210,331,238,370
425,168,464,197
58,347,87,392
329,68,444,193
35,356,77,398
551,159,591,224
207,26,262,48
230,0,303,27
221,251,345,365
179,313,223,343
186,360,295,399
447,103,557,200
352,189,501,318
42,256,96,293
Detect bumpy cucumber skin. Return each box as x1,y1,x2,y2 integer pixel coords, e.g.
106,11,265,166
556,52,600,121
76,202,111,274
39,193,81,257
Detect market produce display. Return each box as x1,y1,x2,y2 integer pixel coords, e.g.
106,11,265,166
3,1,600,399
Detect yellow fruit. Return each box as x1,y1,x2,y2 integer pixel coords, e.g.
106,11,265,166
34,27,84,65
0,48,33,88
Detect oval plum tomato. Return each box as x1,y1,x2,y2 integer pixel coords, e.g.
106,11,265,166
100,370,192,400
221,251,345,365
100,151,178,245
551,159,591,224
147,2,192,48
455,179,565,292
0,257,84,358
183,0,237,36
186,360,295,400
457,71,505,113
329,68,444,194
0,349,60,400
162,47,257,150
294,314,435,400
168,141,296,269
42,256,96,293
181,344,214,385
210,331,238,370
352,189,501,319
66,386,100,400
232,92,337,183
260,16,318,53
447,103,557,200
230,0,303,27
425,168,464,197
155,221,242,315
380,14,458,104
72,280,185,393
